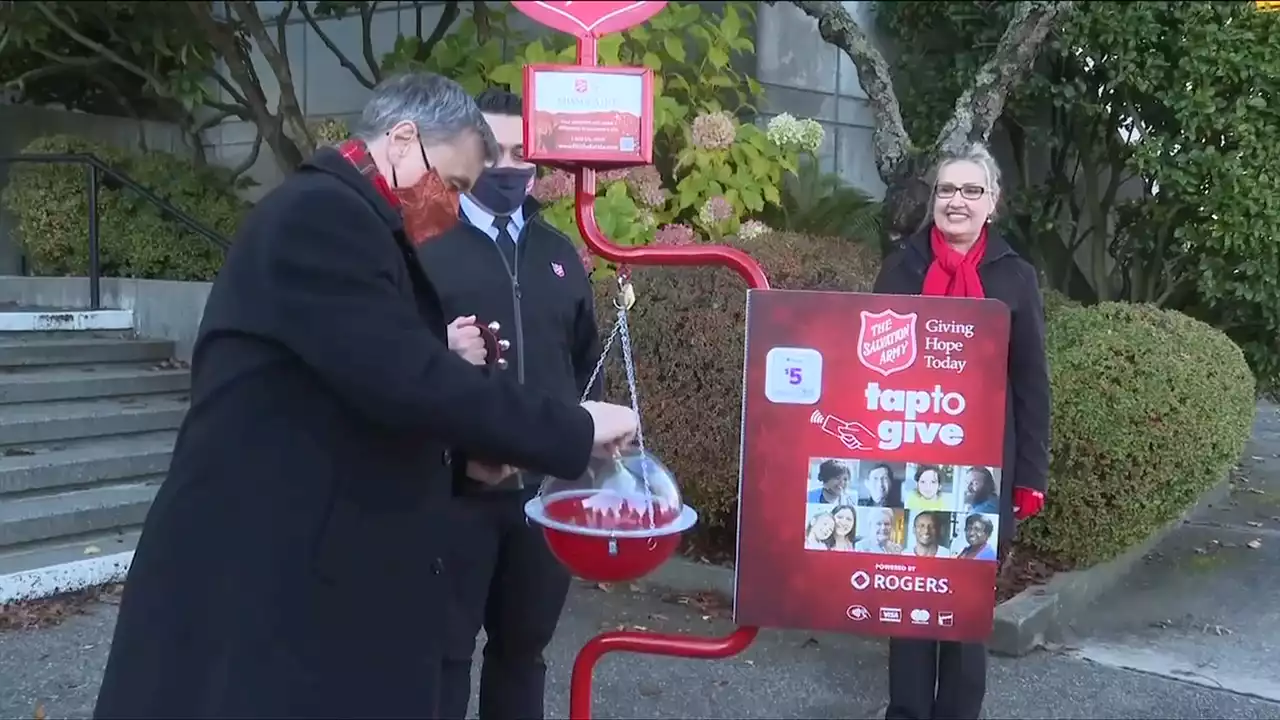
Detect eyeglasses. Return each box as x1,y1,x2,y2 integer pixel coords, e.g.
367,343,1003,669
935,184,987,200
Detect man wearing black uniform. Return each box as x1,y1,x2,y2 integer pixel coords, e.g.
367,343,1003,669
423,88,602,720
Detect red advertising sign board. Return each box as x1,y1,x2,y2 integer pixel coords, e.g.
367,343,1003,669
511,1,668,37
524,65,654,167
734,289,1012,642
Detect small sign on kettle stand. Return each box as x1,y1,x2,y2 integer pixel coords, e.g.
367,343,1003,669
523,64,654,168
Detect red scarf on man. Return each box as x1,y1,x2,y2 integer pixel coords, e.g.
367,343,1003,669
921,225,988,298
337,138,401,210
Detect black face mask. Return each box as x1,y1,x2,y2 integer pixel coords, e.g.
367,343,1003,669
469,167,536,216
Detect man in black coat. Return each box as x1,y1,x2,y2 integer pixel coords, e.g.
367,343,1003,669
422,89,601,720
92,73,639,720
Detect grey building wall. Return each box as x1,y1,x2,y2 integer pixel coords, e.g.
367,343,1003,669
754,1,886,199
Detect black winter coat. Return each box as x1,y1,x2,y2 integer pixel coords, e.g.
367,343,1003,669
417,200,603,486
873,228,1051,543
93,148,595,719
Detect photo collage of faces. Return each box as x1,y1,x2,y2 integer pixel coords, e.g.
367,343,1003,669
802,458,1001,562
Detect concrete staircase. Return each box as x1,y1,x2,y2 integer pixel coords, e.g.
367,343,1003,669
0,308,188,603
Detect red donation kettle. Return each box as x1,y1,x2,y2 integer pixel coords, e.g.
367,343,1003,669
524,449,697,582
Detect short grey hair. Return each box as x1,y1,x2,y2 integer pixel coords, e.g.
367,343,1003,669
934,141,1002,204
354,72,498,164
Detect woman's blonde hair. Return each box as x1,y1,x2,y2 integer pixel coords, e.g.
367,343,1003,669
920,142,1003,231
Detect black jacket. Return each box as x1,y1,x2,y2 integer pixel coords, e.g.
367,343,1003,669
418,198,601,400
873,228,1050,541
417,199,602,484
93,148,594,719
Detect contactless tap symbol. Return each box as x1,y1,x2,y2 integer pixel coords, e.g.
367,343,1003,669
809,410,877,451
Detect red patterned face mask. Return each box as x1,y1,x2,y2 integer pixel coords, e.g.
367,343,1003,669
391,140,460,246
337,137,460,246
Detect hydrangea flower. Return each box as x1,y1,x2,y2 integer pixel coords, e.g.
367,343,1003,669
654,223,697,246
532,169,574,203
691,111,737,150
625,165,667,208
698,195,734,228
766,113,825,153
738,219,771,240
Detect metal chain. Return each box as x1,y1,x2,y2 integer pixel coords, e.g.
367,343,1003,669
615,306,645,453
576,284,656,529
580,315,621,403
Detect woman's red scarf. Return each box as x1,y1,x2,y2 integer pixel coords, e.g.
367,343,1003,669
922,225,988,298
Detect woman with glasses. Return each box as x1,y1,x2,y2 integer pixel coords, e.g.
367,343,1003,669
870,143,1052,720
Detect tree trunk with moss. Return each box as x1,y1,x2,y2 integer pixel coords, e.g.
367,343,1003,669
778,0,1074,253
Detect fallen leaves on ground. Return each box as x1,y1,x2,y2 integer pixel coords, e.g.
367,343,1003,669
996,545,1067,603
656,588,733,620
0,584,121,632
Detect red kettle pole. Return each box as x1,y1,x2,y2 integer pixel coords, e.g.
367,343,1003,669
566,34,766,720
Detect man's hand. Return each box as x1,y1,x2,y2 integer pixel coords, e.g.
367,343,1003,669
447,315,487,366
581,401,639,457
467,460,517,485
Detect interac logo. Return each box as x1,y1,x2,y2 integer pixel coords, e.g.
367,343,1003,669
1258,1,1280,11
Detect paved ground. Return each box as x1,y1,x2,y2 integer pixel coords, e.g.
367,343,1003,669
5,404,1280,720
1066,400,1280,706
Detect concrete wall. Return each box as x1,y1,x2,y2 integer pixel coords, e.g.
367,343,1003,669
0,104,196,276
0,276,212,361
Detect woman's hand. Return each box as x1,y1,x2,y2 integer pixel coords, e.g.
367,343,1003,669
447,315,487,366
1013,487,1045,520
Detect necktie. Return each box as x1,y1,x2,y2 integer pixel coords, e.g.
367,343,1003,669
493,218,517,269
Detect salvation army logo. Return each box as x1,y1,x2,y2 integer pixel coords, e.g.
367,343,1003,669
857,309,918,377
574,78,589,93
850,570,871,590
551,261,566,277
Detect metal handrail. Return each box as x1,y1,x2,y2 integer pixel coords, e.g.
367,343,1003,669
0,152,232,310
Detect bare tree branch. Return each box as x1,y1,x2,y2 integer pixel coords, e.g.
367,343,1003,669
359,2,383,84
30,1,178,100
472,1,491,43
231,126,265,178
418,1,462,62
775,1,910,178
299,1,376,88
936,1,1075,150
227,0,315,155
211,71,250,107
187,1,305,171
3,52,103,91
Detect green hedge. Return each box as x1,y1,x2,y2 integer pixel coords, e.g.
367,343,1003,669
1,135,247,282
617,234,1257,568
1017,302,1255,566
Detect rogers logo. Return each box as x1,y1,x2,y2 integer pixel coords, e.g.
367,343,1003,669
850,570,951,594
850,570,871,590
846,604,870,621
